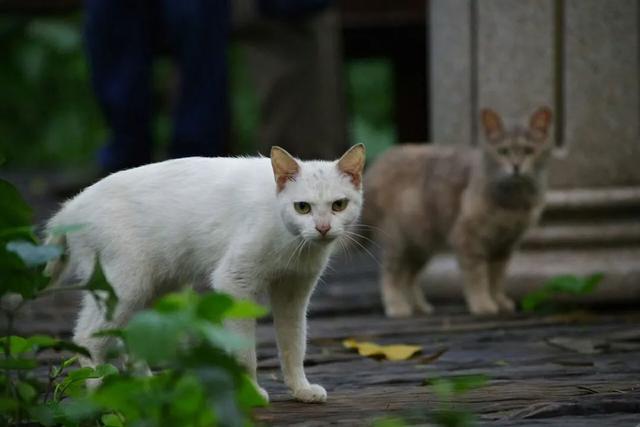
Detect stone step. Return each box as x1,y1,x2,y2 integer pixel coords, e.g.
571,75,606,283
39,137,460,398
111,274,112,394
523,221,640,248
545,187,640,210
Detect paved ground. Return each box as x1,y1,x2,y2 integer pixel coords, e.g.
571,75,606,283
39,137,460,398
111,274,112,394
5,172,640,426
252,253,640,426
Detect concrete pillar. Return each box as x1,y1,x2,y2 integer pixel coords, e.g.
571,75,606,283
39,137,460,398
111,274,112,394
477,0,554,143
549,0,640,188
430,0,472,144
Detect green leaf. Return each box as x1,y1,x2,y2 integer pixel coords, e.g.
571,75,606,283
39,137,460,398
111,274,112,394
0,179,32,228
236,373,268,408
373,418,407,427
197,323,250,352
56,397,101,423
0,335,92,357
0,225,34,240
28,403,57,426
428,374,488,398
432,409,475,427
521,290,550,312
17,381,37,402
124,311,183,365
101,413,124,427
0,358,38,369
155,290,198,313
52,355,79,378
196,292,234,323
0,335,30,355
85,259,118,321
0,397,18,412
6,240,61,268
225,299,268,319
93,363,118,378
55,364,118,400
522,273,604,312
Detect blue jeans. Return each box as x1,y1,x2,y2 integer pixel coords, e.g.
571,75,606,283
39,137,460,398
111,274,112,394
85,0,230,172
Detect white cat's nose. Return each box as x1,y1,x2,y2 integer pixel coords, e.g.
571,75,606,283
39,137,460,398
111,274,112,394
315,224,331,236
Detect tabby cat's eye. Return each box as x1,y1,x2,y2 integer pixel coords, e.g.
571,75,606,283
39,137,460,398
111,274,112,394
497,147,509,156
332,198,349,212
294,202,311,214
523,146,535,155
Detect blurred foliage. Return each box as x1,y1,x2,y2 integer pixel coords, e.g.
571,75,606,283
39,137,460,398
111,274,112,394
373,375,489,427
0,15,105,168
0,13,393,169
522,273,604,312
0,177,267,426
347,58,396,160
427,375,488,427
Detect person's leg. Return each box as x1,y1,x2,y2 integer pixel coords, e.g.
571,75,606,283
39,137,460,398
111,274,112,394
85,0,154,172
237,4,348,159
162,0,231,158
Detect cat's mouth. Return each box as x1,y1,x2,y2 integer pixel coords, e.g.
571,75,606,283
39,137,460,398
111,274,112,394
306,234,338,244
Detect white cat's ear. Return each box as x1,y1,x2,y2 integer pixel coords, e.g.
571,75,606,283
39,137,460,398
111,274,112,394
271,146,300,192
529,106,553,142
480,108,504,143
337,143,366,188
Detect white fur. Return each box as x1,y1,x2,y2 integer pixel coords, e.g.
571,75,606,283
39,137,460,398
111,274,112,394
46,155,363,403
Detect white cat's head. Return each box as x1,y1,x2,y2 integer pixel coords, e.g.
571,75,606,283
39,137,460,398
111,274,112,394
270,144,366,244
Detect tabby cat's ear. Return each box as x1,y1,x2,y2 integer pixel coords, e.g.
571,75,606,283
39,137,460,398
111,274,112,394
271,146,300,192
529,106,553,142
337,143,366,188
480,108,505,143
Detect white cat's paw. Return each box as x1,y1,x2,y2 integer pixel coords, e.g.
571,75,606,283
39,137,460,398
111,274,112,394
256,385,270,403
292,384,327,403
495,293,516,313
468,298,499,316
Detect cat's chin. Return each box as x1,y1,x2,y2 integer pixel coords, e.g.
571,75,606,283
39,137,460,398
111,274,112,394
306,236,338,246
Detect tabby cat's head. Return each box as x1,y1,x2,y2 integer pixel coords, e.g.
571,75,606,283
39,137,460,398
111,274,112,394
480,106,553,182
270,144,365,244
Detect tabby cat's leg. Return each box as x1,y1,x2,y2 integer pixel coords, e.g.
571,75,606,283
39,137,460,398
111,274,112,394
488,258,516,313
456,254,499,315
381,255,424,318
409,257,433,315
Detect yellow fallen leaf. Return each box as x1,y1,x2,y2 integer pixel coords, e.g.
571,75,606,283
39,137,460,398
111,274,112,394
342,338,421,361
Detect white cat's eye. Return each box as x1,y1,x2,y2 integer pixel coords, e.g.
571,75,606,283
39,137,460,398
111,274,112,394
294,201,311,214
497,147,509,156
332,198,349,212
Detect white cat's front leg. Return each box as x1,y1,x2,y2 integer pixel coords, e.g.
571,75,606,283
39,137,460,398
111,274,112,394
212,268,269,403
270,278,326,403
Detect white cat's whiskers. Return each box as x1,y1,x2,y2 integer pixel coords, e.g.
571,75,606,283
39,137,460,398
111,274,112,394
341,232,380,265
284,238,306,271
344,229,382,250
336,235,354,262
350,223,391,239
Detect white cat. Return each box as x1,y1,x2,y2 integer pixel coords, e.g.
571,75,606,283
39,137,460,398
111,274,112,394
45,144,366,403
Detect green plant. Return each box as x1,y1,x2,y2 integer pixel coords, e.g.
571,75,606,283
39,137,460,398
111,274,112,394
372,375,488,427
521,273,605,312
0,177,267,426
426,375,488,427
